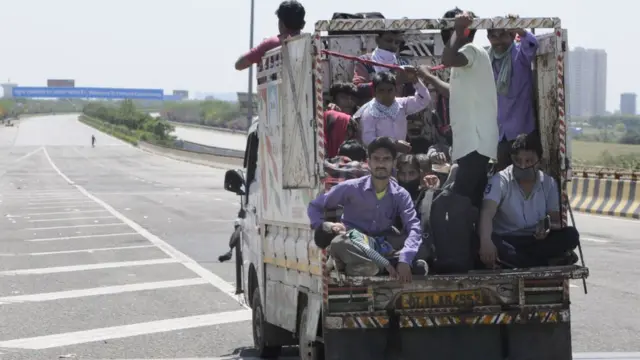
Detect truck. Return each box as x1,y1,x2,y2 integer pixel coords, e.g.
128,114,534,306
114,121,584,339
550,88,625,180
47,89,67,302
223,16,589,360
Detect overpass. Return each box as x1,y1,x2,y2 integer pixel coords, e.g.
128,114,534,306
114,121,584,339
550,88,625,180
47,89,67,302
0,114,639,359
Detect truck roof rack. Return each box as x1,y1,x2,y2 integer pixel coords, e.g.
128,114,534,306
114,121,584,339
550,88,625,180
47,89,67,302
314,17,561,32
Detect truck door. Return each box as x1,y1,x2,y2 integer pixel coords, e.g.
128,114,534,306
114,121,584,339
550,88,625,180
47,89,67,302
533,29,570,223
280,33,317,189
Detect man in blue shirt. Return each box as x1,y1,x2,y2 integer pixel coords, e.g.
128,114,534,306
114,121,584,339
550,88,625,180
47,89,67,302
478,133,579,268
307,136,421,282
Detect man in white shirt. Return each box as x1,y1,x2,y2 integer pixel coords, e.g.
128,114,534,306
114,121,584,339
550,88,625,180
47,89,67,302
440,8,498,208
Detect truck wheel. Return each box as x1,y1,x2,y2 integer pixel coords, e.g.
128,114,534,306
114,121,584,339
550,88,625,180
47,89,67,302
299,305,324,360
251,288,282,359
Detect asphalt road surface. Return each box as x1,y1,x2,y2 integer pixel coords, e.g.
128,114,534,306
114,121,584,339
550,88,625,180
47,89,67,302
0,115,638,360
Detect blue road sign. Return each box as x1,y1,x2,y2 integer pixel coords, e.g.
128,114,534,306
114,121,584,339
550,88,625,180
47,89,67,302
162,95,183,101
12,87,165,100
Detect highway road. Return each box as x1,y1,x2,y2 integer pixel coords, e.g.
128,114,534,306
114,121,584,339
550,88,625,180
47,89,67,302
0,114,638,360
171,125,246,152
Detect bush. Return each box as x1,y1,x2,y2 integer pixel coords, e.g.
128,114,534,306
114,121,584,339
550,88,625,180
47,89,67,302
82,100,175,144
161,100,246,130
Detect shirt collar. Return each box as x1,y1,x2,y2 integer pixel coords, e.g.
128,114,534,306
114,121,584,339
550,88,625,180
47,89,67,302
363,175,396,193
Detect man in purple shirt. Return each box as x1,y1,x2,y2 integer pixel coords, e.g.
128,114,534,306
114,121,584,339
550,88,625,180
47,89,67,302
307,136,421,283
487,17,539,170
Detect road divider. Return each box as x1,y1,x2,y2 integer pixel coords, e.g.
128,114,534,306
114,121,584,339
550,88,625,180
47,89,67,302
569,178,640,219
138,141,242,170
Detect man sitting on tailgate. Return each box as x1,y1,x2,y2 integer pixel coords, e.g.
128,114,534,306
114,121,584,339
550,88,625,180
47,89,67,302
478,133,579,269
308,137,421,283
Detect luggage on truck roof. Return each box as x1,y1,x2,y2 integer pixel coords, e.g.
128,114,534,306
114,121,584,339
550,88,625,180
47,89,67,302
329,12,386,35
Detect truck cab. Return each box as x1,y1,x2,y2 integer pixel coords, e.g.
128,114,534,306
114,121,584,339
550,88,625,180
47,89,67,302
223,16,589,360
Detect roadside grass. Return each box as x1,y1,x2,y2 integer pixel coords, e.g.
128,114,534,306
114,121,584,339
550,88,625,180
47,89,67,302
572,140,640,169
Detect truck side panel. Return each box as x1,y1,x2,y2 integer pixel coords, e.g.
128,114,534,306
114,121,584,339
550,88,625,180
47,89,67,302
263,224,323,332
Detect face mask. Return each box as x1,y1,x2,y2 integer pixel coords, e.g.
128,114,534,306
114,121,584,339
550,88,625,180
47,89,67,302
399,179,421,199
512,165,536,181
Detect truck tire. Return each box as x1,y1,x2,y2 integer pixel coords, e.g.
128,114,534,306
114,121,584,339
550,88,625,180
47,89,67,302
299,305,324,360
251,288,282,359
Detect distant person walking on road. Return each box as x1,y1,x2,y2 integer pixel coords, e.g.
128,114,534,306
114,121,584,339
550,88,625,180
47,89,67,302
91,135,96,147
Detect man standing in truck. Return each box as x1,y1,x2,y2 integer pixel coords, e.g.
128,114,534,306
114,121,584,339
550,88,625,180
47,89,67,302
352,26,416,105
439,8,498,208
234,1,306,70
488,14,539,170
307,136,422,283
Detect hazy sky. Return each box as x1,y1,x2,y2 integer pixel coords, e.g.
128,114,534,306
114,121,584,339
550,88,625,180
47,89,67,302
0,0,633,111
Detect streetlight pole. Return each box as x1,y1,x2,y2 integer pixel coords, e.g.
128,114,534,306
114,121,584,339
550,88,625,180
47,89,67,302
246,0,255,129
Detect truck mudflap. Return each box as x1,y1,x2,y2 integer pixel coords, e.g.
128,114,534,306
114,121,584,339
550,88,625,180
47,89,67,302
321,266,584,360
322,322,572,360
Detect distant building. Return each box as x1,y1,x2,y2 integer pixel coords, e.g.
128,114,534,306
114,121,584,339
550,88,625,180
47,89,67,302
567,47,607,117
1,83,17,99
620,93,637,116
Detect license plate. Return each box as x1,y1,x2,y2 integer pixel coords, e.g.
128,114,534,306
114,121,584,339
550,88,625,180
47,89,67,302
397,290,482,309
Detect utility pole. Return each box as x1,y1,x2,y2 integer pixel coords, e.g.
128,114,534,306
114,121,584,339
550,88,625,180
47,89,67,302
246,0,255,129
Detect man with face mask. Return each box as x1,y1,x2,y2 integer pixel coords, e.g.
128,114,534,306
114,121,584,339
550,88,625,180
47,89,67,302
487,14,539,171
477,133,579,269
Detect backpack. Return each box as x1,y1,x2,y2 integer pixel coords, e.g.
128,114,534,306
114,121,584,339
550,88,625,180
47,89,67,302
419,188,479,274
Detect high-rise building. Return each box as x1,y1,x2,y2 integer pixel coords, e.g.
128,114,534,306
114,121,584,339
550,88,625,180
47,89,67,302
1,83,17,99
567,47,607,118
620,93,637,116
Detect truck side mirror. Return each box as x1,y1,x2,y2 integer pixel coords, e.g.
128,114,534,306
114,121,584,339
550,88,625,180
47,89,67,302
224,169,246,195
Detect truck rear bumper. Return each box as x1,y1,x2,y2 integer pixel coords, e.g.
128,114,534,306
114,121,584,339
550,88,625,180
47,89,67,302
325,308,569,329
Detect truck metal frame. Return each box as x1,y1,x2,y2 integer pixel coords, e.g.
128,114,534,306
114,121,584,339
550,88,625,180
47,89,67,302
224,16,589,360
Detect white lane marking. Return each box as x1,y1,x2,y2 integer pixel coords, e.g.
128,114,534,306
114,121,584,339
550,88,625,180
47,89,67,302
2,189,74,194
26,232,139,242
43,147,248,308
578,212,640,224
0,194,80,200
27,200,95,206
26,197,89,204
582,237,610,243
13,146,45,163
24,209,109,217
0,278,208,304
28,215,116,223
573,353,640,359
27,244,156,256
3,196,85,202
25,223,127,231
0,308,251,350
25,203,98,210
0,258,177,276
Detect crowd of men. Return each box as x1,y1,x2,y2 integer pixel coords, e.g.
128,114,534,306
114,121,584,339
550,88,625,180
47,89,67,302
228,1,580,280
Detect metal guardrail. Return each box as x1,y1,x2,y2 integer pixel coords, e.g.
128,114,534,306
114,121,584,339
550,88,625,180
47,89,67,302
572,167,640,180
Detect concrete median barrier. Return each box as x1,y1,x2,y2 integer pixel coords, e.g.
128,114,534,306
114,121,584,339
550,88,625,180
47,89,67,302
569,178,640,219
138,141,242,170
